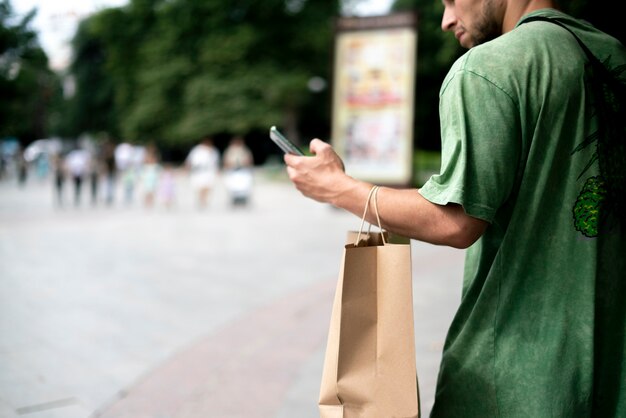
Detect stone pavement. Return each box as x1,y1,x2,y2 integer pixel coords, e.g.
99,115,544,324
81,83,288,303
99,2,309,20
0,167,465,418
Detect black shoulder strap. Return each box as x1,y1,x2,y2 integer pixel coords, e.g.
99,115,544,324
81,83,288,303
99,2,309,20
520,16,606,71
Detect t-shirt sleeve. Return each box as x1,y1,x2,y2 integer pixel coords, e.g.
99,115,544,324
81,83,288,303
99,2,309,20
419,68,521,222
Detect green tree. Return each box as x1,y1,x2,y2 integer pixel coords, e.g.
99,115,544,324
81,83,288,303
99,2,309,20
64,0,339,155
57,1,159,139
56,17,117,138
0,0,57,143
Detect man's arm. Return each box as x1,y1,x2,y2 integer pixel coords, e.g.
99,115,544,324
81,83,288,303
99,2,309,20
285,139,487,249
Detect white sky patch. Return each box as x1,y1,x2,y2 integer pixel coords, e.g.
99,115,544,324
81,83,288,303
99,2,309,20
12,0,128,71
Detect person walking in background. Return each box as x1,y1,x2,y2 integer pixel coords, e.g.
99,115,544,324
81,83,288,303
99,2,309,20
89,143,104,206
0,150,6,181
223,135,254,206
16,145,27,188
115,142,139,206
51,151,66,207
34,152,49,182
158,163,177,210
140,143,161,209
223,135,253,170
64,147,91,207
283,0,626,416
102,138,117,206
185,137,220,209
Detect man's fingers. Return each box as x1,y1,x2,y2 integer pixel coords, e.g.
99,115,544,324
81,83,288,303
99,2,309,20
309,138,329,154
285,164,296,179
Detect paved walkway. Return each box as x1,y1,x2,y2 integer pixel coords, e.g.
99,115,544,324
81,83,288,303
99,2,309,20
0,167,464,418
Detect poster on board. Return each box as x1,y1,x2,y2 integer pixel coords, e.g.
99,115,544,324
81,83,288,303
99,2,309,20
332,13,417,185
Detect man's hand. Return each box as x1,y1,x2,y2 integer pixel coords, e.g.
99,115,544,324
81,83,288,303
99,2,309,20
283,138,488,248
284,139,352,205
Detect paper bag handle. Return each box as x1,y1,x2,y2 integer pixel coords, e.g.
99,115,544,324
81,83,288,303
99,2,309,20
355,185,386,246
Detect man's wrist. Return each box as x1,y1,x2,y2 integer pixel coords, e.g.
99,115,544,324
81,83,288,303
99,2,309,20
330,176,370,212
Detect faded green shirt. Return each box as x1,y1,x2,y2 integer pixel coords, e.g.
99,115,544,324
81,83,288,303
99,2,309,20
420,9,626,417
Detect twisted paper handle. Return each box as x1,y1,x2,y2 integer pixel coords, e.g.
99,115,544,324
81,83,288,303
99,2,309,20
355,185,386,246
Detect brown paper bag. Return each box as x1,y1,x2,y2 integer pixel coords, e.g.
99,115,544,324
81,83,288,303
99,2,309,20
319,187,420,418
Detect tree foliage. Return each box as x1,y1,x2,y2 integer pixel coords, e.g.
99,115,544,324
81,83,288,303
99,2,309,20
61,0,339,153
0,0,57,143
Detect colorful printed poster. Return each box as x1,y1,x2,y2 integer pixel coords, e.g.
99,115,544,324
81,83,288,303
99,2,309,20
332,14,417,185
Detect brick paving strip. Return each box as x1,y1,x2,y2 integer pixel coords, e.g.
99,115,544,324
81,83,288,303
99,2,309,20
91,277,336,418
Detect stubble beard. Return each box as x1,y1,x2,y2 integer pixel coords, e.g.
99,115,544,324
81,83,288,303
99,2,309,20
470,0,503,46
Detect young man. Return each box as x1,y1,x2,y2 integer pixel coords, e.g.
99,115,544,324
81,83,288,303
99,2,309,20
284,0,626,416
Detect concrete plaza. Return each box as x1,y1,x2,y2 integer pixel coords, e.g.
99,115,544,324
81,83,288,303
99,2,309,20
0,167,465,418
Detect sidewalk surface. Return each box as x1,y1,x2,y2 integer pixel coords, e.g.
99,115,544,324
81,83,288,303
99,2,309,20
0,167,465,418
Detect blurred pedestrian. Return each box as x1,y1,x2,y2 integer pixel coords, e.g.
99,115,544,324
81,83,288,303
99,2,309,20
50,151,66,207
89,143,105,206
35,153,49,181
185,137,220,209
16,145,27,188
223,135,254,206
0,152,5,181
64,147,90,206
102,138,117,206
140,143,161,209
159,163,177,210
223,135,253,170
51,151,66,207
115,142,137,206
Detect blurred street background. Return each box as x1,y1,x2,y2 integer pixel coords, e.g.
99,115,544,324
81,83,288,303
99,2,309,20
0,167,464,418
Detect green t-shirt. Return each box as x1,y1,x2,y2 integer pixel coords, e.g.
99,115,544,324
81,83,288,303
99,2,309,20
419,9,626,417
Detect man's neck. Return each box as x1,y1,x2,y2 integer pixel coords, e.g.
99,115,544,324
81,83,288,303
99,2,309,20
502,0,558,33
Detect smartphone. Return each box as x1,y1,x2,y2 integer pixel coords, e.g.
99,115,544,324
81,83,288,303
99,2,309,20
269,126,305,156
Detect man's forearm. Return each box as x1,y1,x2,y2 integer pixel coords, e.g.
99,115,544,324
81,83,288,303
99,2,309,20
331,177,487,248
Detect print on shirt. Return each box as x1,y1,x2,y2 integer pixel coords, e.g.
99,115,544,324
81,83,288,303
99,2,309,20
573,176,606,237
571,59,626,237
